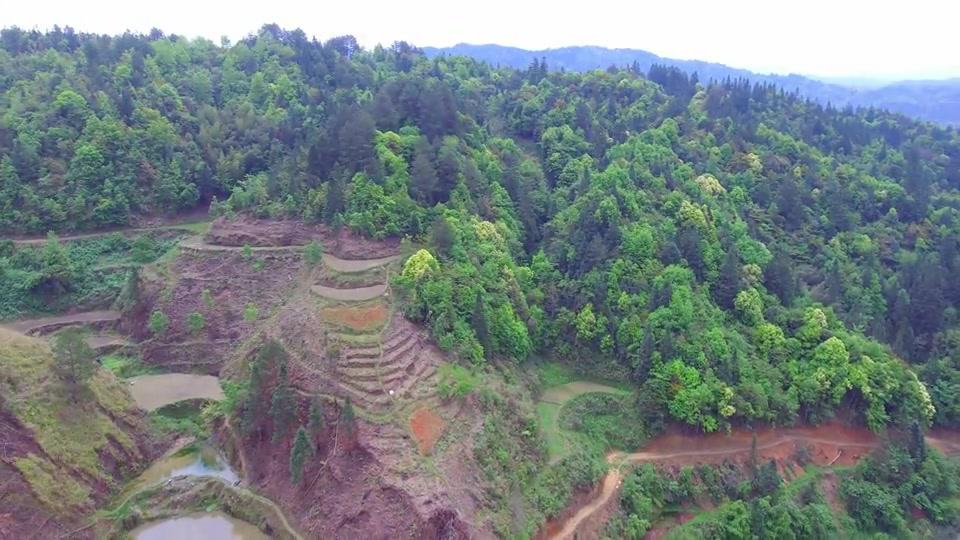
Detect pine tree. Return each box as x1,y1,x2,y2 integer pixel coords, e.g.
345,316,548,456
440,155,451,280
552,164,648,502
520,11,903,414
340,398,356,437
410,139,438,204
270,362,295,442
715,246,741,310
289,425,314,484
430,216,454,258
471,294,491,358
323,179,345,224
308,398,324,438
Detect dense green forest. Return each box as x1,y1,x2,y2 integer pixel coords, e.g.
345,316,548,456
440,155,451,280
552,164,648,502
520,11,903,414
2,24,960,437
424,44,960,126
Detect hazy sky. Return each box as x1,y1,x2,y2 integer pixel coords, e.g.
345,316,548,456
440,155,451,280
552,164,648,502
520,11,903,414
6,0,959,80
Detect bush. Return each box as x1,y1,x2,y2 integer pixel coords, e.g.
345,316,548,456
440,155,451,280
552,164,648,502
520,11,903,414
437,363,479,399
148,310,170,335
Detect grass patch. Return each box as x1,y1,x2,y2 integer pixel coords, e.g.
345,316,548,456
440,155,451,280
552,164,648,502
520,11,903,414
537,362,575,388
150,400,208,438
0,330,142,510
559,392,648,451
14,455,92,517
101,354,159,378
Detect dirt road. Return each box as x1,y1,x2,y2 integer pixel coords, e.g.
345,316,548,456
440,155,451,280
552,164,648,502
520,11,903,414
311,283,388,302
546,423,957,540
321,253,400,273
8,214,210,246
0,310,120,335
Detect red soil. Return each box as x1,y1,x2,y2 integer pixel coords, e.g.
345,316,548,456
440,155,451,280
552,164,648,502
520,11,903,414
410,407,445,455
321,305,389,332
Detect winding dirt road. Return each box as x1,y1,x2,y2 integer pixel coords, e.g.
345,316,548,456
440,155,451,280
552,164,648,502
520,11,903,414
0,310,120,335
547,424,957,540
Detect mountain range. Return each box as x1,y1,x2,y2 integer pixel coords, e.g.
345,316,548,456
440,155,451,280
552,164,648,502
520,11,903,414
423,43,960,125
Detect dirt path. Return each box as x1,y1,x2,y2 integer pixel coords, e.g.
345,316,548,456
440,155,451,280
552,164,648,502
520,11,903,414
178,237,301,252
127,373,224,411
322,253,400,273
0,310,120,335
9,215,210,246
311,283,387,302
547,424,957,540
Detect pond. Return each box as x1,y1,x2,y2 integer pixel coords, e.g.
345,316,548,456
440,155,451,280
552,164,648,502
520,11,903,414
127,373,224,411
128,444,238,492
131,511,267,540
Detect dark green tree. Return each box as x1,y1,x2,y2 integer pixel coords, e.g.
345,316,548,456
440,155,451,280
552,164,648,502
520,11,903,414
52,328,96,398
289,425,315,484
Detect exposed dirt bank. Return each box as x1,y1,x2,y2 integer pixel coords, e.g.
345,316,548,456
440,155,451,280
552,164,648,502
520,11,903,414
205,216,401,259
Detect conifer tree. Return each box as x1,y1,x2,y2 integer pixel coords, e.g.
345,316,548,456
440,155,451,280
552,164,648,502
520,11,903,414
289,425,314,484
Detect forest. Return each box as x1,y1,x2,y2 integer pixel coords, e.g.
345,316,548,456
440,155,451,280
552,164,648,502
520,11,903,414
2,24,960,537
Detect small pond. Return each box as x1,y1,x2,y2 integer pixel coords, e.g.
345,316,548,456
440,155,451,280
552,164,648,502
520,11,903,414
129,444,238,492
131,511,267,540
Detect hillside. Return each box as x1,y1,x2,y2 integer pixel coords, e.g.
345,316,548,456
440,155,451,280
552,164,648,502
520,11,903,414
423,43,960,125
2,24,960,538
0,329,156,538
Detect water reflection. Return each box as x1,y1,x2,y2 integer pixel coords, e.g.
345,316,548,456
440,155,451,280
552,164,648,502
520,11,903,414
131,511,267,540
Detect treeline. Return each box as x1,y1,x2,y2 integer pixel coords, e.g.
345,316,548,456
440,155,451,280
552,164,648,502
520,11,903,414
3,26,960,435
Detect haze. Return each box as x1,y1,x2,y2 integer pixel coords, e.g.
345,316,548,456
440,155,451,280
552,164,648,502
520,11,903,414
6,0,960,81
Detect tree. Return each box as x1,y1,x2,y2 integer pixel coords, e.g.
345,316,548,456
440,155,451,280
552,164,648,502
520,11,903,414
304,241,324,266
308,399,324,438
410,138,438,204
270,362,295,441
186,311,205,334
52,328,96,397
40,232,73,293
340,398,356,437
324,179,345,224
430,216,454,258
289,425,315,484
244,303,260,323
148,310,170,335
714,245,741,309
471,294,491,358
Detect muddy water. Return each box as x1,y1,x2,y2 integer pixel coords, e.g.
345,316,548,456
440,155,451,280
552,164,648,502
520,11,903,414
131,511,267,540
128,373,224,411
128,445,238,492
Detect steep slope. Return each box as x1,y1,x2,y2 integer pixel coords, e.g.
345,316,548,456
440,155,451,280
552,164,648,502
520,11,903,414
0,329,156,539
132,217,487,538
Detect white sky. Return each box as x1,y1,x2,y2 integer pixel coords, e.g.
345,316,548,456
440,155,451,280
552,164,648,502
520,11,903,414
4,0,959,80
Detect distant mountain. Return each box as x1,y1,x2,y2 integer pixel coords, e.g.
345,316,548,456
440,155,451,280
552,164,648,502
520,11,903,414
423,44,960,125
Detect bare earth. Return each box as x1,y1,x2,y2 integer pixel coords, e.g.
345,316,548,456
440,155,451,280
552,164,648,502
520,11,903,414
127,373,224,411
311,283,388,302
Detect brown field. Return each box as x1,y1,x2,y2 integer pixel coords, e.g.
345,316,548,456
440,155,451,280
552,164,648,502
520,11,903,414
320,304,389,332
409,407,445,455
